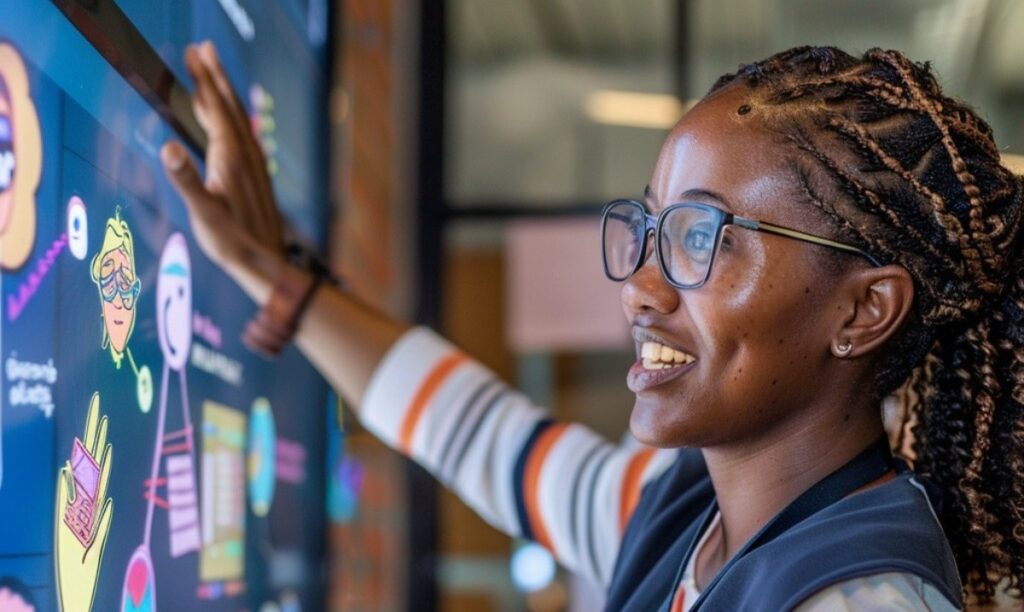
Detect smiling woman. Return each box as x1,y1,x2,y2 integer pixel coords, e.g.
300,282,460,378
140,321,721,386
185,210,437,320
162,41,1023,611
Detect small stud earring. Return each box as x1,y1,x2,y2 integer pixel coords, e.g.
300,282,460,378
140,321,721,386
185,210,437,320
834,340,853,356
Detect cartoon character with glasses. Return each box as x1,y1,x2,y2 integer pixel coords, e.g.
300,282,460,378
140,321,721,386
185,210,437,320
90,210,153,412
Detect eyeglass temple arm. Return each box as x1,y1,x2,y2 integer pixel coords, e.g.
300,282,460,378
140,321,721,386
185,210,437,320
733,217,883,267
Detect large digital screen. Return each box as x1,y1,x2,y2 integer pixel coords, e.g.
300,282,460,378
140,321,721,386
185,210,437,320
0,2,331,610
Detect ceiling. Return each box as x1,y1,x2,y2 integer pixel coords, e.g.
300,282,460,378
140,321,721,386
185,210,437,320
450,0,673,61
445,0,1024,207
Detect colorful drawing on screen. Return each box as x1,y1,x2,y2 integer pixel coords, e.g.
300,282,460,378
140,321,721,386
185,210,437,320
67,195,88,260
0,43,42,271
153,234,200,556
91,210,139,368
327,400,363,523
6,196,86,321
257,590,301,612
249,84,277,177
121,547,155,612
0,577,37,612
6,232,66,322
54,392,113,612
275,438,307,486
247,397,276,517
199,400,247,599
157,234,192,371
329,455,365,524
90,210,153,413
119,234,200,612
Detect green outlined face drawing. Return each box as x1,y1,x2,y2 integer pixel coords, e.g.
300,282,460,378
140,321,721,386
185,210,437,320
90,211,140,368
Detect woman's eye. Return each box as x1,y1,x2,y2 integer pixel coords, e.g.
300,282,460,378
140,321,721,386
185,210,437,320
683,225,714,253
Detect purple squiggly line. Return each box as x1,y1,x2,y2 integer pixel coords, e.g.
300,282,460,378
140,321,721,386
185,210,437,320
6,233,68,322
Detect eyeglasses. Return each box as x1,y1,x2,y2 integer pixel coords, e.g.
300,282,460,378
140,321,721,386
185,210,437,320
601,199,881,289
99,268,141,309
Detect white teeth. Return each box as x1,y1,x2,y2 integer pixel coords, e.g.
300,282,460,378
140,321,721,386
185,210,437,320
640,341,695,369
642,358,666,370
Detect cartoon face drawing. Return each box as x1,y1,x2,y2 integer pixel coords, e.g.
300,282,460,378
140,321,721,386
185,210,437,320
66,196,88,260
91,212,139,368
0,43,42,270
0,94,14,215
157,233,192,371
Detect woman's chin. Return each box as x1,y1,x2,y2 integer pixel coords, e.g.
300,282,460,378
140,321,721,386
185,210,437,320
629,397,696,449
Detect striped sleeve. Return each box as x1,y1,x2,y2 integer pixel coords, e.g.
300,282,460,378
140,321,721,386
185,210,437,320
359,327,677,586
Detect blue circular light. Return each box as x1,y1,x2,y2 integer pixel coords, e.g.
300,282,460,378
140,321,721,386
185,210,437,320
510,542,556,593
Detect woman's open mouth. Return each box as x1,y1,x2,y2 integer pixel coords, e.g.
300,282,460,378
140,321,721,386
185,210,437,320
627,339,698,392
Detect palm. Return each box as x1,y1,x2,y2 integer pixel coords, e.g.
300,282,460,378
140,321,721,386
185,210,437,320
54,393,113,612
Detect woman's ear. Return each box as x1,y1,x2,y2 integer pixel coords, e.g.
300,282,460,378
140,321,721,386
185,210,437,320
831,265,915,358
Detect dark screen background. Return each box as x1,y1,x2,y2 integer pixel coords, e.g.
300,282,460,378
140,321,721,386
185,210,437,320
0,2,332,611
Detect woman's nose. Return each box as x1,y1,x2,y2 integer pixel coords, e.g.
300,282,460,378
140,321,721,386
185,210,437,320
621,245,679,317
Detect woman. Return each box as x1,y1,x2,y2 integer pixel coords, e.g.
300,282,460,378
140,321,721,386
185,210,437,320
161,43,1024,610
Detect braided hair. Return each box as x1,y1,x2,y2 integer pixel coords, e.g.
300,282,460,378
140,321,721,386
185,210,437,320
709,46,1024,605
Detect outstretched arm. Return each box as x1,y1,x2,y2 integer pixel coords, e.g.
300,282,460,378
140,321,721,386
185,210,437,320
161,41,676,587
160,41,405,405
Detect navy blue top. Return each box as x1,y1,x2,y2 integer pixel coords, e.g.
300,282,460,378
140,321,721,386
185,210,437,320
606,441,963,611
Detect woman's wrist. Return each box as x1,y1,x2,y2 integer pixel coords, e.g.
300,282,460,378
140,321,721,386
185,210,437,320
223,241,288,307
242,262,320,357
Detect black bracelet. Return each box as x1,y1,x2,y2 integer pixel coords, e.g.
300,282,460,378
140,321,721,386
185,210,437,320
285,241,342,287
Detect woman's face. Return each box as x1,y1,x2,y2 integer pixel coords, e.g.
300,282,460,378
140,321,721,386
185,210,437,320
624,84,848,449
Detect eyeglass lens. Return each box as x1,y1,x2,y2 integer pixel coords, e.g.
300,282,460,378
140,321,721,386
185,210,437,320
602,201,721,287
602,201,647,281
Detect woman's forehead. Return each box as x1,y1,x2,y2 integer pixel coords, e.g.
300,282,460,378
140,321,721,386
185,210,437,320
647,87,798,221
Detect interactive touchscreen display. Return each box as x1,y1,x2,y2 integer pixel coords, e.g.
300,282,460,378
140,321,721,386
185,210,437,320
0,2,331,610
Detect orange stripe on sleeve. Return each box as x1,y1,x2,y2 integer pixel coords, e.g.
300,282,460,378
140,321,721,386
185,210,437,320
398,352,469,454
619,448,656,533
523,423,569,553
670,582,686,612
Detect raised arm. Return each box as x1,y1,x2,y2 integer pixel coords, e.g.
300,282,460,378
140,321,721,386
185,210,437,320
159,42,405,405
161,41,676,586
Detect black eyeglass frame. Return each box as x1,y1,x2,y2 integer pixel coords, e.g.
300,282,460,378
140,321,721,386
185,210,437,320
601,199,882,289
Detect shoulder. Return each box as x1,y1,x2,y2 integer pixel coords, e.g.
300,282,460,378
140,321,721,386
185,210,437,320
708,473,963,610
783,472,959,564
795,572,961,612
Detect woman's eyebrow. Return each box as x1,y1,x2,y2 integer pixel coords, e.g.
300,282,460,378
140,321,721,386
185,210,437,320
644,186,735,212
680,188,733,211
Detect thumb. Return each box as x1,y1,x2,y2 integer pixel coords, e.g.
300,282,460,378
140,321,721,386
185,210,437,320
58,462,74,506
161,141,240,266
160,141,224,220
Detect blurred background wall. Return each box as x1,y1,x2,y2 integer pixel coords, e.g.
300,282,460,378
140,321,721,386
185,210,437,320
327,1,1024,610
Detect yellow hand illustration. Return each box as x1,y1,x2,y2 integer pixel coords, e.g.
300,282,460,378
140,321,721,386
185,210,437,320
54,392,113,612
